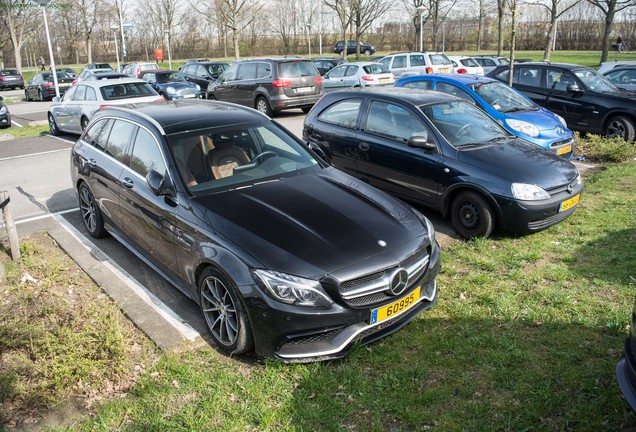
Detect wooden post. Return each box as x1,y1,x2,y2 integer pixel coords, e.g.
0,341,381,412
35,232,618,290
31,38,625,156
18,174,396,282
0,191,20,261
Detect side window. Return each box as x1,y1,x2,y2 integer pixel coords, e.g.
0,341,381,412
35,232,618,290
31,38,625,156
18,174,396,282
410,54,425,67
181,65,191,75
74,85,86,101
495,69,510,83
518,67,541,87
317,99,362,128
84,119,114,151
237,62,258,80
256,62,271,79
435,83,475,103
129,128,166,178
103,120,136,164
402,81,433,90
196,65,208,77
222,64,238,81
63,85,77,101
365,101,432,143
328,66,347,78
379,58,391,69
345,66,358,77
548,70,575,91
85,86,97,101
393,55,407,69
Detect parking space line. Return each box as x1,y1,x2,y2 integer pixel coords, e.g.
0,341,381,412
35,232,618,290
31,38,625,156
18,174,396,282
0,147,70,162
53,212,201,342
11,120,23,128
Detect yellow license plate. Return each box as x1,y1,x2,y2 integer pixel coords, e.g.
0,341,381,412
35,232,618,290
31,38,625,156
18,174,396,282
557,144,572,155
440,68,449,73
559,194,580,212
370,287,420,324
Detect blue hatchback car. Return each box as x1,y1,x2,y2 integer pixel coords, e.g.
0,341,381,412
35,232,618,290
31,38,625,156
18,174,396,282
395,74,575,159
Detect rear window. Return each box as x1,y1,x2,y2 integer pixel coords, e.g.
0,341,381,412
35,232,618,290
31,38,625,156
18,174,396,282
278,61,318,78
429,54,451,65
1,70,20,75
101,82,157,100
362,64,390,74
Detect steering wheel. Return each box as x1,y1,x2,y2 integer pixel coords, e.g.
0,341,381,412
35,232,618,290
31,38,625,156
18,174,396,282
251,151,277,164
456,124,472,138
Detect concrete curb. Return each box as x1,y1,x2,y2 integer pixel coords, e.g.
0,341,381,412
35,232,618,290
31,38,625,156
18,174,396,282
43,217,200,351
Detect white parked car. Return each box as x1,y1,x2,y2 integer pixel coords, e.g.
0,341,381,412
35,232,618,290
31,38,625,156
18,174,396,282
322,62,395,92
378,52,454,78
597,61,636,74
447,56,485,76
47,78,164,135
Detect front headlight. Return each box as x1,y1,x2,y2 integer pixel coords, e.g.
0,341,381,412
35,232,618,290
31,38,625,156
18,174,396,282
0,106,6,115
411,207,437,255
195,84,201,91
166,86,176,94
254,270,333,307
511,183,550,200
506,119,540,138
555,113,567,128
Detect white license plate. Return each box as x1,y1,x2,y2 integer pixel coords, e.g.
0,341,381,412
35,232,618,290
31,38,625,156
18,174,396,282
295,87,312,94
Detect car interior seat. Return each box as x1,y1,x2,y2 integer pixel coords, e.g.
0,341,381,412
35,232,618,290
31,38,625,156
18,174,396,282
207,137,250,179
113,85,125,97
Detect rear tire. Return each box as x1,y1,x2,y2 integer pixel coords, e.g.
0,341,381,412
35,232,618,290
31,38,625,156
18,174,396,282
80,116,89,131
78,183,106,238
38,90,45,102
24,89,31,101
301,106,312,114
255,96,273,117
199,267,254,355
450,191,496,239
364,49,372,56
605,115,636,141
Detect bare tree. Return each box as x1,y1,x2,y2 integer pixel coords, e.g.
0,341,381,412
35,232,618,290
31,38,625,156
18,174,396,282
215,0,264,59
350,0,392,57
324,0,352,59
269,0,301,54
531,0,581,60
586,0,636,62
497,0,506,55
1,0,40,70
414,0,459,51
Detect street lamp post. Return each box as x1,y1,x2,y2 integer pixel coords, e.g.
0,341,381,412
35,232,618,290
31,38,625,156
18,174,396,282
306,24,312,59
32,0,59,99
416,6,426,53
110,25,121,71
117,0,127,62
164,30,172,70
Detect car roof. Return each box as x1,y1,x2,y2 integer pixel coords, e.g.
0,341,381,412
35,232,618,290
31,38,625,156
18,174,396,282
85,78,147,87
99,99,270,136
324,86,459,105
604,65,636,71
502,62,592,71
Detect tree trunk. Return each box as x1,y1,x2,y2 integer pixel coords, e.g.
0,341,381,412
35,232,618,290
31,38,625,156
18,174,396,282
599,1,616,63
497,0,505,56
543,7,558,60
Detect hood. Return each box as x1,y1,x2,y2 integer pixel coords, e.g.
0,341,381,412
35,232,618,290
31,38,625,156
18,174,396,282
193,169,428,278
159,82,198,91
457,139,579,190
505,107,570,134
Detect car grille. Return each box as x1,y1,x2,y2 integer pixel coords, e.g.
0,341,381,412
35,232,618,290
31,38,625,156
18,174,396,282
337,247,430,308
527,206,577,230
550,138,575,159
283,328,344,347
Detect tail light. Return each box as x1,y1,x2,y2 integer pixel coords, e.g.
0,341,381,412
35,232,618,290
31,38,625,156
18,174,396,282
362,75,374,81
425,67,433,73
314,76,322,85
272,79,292,88
99,104,112,109
457,68,468,74
71,80,77,85
45,82,54,87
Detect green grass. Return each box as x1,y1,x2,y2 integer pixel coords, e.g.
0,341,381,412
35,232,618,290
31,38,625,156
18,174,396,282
35,161,634,431
0,124,49,139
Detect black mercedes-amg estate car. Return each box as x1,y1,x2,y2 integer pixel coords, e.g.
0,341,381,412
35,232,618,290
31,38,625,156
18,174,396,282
69,99,440,361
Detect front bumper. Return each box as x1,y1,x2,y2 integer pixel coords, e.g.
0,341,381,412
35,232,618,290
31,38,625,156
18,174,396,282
496,179,583,234
244,240,441,361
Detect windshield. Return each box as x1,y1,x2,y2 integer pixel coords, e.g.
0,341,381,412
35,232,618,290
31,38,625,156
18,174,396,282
362,63,391,74
156,72,186,83
470,81,536,112
167,122,320,194
573,68,618,92
101,82,157,100
419,100,510,147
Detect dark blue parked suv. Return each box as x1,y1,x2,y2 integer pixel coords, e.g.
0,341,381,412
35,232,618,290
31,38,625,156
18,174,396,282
334,40,376,56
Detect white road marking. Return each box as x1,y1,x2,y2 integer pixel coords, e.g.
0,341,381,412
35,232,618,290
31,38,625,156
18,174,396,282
0,147,70,162
11,120,23,127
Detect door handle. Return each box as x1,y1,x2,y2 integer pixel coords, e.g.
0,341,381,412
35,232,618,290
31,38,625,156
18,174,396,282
87,158,97,168
122,178,134,189
359,142,369,151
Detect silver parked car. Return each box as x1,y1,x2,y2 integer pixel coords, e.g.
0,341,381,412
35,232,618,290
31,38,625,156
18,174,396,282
47,78,163,135
322,62,395,92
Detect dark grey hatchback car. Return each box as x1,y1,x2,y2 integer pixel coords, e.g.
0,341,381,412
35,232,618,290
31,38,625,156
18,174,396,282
70,100,440,361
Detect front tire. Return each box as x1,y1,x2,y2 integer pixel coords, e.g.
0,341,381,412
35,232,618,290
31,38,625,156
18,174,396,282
78,183,106,238
80,116,89,131
364,49,372,56
605,115,636,141
450,191,496,239
24,89,31,101
48,113,60,136
199,268,254,355
255,96,273,117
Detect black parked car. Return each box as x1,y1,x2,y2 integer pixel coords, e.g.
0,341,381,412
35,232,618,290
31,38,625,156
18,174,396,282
488,62,636,141
617,295,636,412
312,56,346,75
207,57,323,116
141,70,201,100
334,40,376,56
179,61,229,96
69,99,441,361
24,71,75,101
0,95,10,128
0,69,24,90
303,87,583,239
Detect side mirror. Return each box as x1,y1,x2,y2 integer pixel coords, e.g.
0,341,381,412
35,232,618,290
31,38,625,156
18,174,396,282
567,84,583,93
146,169,165,195
407,135,436,151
